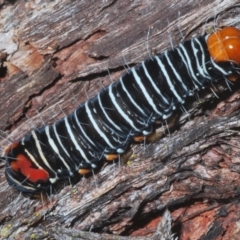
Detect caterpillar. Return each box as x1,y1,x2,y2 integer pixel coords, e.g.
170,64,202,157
4,26,240,195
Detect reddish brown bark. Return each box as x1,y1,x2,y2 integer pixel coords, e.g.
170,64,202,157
0,0,240,239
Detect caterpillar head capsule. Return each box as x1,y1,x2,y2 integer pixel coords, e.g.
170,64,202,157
207,26,240,64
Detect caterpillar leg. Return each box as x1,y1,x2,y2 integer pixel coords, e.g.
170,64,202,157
78,168,91,175
133,136,145,142
105,153,119,161
105,151,133,164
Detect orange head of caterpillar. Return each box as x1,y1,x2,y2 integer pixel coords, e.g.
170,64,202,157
207,27,240,65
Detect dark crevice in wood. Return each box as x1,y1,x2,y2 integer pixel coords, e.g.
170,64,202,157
84,29,108,42
70,64,135,83
5,74,63,132
0,65,7,78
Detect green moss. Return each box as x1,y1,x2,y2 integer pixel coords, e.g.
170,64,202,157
30,233,37,239
0,224,12,238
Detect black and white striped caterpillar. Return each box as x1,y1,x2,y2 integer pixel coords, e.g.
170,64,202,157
4,26,240,195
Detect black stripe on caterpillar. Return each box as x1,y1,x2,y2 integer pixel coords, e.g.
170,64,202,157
4,26,240,195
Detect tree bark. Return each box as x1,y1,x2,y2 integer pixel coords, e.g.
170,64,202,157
0,0,240,239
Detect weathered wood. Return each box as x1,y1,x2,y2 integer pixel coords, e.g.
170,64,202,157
0,0,240,239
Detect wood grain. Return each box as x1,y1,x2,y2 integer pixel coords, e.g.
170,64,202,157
0,0,240,239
